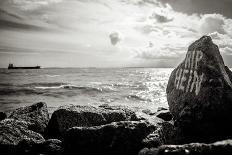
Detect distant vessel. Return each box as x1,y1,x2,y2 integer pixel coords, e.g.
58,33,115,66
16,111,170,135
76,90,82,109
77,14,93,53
8,63,41,69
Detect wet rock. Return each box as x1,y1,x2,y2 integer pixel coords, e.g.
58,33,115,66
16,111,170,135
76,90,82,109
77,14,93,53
9,102,49,134
46,105,139,139
156,110,172,121
139,139,232,155
166,36,232,143
63,121,156,155
0,112,7,121
0,119,44,146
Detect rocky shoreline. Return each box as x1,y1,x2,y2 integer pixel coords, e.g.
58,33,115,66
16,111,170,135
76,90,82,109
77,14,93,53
1,36,232,155
0,102,170,155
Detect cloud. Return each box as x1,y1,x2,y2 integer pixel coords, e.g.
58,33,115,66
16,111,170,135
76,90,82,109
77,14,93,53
109,31,123,45
148,4,173,23
221,47,232,55
134,42,185,60
9,0,63,11
208,32,232,47
1,0,232,67
199,14,226,35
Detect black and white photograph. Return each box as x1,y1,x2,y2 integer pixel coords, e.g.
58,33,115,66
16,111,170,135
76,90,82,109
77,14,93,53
0,0,232,154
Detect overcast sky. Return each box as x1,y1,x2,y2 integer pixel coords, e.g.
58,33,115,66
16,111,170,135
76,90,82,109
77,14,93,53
0,0,232,68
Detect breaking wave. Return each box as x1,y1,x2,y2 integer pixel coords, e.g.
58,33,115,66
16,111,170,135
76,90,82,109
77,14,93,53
0,82,114,96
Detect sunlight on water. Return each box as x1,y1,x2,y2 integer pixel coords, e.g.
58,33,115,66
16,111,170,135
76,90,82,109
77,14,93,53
0,68,173,113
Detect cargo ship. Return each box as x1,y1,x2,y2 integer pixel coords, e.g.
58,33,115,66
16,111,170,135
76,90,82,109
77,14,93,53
8,64,41,69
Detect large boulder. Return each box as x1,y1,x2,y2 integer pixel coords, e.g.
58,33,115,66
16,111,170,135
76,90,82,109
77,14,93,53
166,36,232,143
9,102,49,134
63,121,156,155
139,139,232,155
46,105,139,139
0,119,45,154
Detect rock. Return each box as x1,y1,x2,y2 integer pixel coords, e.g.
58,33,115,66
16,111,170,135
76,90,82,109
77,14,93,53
40,139,63,155
157,107,168,112
99,104,139,120
156,110,172,121
142,130,163,148
166,36,232,143
16,138,62,155
142,121,176,148
9,102,49,134
0,112,7,121
0,119,45,146
46,105,139,139
142,109,156,115
139,139,232,155
63,121,156,155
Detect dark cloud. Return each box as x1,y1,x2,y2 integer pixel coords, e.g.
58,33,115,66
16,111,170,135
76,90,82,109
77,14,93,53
135,0,160,6
158,0,232,18
0,6,46,31
149,11,173,23
0,9,23,20
109,32,123,45
0,19,45,31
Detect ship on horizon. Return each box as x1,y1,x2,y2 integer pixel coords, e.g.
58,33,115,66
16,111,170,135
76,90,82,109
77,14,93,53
8,64,41,69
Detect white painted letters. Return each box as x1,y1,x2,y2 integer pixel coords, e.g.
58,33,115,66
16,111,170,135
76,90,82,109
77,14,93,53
174,50,204,95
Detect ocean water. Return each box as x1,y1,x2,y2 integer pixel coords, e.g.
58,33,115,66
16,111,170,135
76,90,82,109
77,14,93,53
0,68,172,114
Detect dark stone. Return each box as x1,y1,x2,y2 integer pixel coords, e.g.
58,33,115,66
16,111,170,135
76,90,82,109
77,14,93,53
142,109,156,115
46,105,139,139
139,139,232,155
0,112,7,121
99,104,139,120
157,107,168,112
0,119,44,146
16,138,62,155
40,139,63,155
156,110,172,121
63,121,156,155
166,36,232,143
9,102,49,134
142,121,177,148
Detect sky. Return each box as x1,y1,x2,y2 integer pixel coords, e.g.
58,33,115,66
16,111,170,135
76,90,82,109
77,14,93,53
0,0,232,68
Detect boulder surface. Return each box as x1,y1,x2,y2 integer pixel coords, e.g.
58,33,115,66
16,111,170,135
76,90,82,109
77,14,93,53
46,105,139,139
9,102,49,134
166,36,232,143
63,121,156,155
0,119,44,146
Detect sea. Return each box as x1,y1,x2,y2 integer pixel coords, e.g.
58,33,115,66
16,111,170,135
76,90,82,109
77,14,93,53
0,68,173,114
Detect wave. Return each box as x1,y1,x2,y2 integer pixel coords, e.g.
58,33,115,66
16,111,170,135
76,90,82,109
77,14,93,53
126,94,148,101
23,82,67,87
34,84,111,92
0,82,115,96
0,87,43,96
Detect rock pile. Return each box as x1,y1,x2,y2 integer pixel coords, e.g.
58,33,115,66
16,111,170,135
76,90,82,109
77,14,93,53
0,102,164,155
